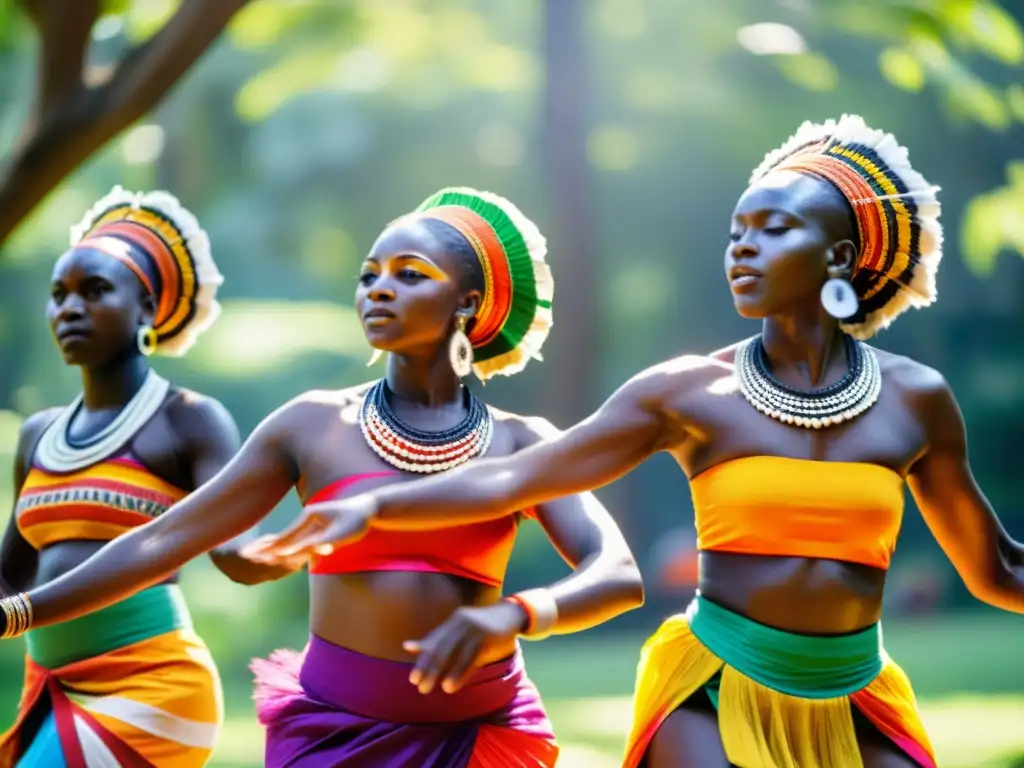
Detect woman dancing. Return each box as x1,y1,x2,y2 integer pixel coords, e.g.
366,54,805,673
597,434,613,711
244,116,1022,767
0,187,283,767
0,187,644,767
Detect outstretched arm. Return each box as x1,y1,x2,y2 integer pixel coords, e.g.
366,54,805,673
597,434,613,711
908,373,1024,613
369,365,679,530
400,416,645,694
0,400,303,633
246,362,688,560
512,416,644,633
172,396,304,585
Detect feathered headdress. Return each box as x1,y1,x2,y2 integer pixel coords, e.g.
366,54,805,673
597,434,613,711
751,114,942,338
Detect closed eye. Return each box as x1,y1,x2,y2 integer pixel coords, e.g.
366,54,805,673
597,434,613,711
764,226,790,236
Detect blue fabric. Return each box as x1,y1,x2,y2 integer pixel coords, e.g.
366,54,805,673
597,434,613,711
15,712,66,768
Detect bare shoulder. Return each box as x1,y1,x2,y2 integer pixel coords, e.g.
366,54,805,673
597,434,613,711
873,348,951,402
622,353,730,405
486,408,561,451
872,348,961,436
290,384,369,422
263,383,375,436
15,407,63,460
164,388,237,440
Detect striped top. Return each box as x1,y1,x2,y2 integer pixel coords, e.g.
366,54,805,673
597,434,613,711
16,453,187,550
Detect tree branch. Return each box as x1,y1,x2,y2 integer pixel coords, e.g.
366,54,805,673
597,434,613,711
0,0,251,249
21,0,100,122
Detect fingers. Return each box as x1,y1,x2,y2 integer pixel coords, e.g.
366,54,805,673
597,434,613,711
440,635,482,694
272,516,368,559
240,515,323,559
406,622,466,695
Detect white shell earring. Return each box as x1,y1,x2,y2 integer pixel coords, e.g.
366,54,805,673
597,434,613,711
820,277,859,319
448,316,473,378
366,349,383,367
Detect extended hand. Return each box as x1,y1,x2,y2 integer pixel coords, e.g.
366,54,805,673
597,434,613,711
225,535,309,578
239,496,376,564
404,600,527,695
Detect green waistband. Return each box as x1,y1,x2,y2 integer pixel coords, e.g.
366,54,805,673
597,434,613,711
687,593,883,699
26,585,191,669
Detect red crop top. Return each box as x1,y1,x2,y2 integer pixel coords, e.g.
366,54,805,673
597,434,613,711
306,472,533,587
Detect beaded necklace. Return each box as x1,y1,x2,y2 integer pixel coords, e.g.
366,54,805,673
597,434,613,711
35,370,170,471
735,334,881,429
359,379,494,473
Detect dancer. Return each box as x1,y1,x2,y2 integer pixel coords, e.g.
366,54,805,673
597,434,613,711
0,187,645,767
0,187,285,767
243,116,1023,768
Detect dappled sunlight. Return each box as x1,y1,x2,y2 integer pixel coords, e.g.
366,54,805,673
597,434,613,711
587,125,640,172
736,23,807,56
548,696,633,739
922,695,1024,766
556,744,623,768
186,299,367,377
179,565,266,622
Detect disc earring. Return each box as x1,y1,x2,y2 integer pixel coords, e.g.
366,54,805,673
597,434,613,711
136,325,158,356
448,316,473,378
820,278,858,319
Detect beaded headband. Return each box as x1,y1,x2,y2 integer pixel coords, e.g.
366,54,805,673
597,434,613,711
750,115,943,338
70,186,223,356
410,187,553,382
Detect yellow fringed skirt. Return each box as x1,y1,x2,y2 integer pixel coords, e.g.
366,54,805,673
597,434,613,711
622,597,937,768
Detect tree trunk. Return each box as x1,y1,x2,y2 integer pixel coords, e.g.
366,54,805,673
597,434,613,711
542,0,597,423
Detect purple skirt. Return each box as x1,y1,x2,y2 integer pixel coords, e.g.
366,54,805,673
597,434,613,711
251,635,558,767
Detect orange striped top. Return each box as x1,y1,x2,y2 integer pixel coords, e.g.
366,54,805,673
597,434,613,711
15,453,187,550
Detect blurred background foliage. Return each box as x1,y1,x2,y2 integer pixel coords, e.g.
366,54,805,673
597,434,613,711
1,1,1022,765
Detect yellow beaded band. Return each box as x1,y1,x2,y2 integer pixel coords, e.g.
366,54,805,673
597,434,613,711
0,592,33,639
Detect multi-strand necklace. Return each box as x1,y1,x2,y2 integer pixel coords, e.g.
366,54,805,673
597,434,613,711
359,379,494,473
735,334,881,429
35,370,170,471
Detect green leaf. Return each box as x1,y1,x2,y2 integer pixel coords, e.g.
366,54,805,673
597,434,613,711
228,1,322,50
1007,84,1024,123
235,48,342,122
123,0,180,42
879,47,926,91
939,0,1024,65
774,52,839,92
961,161,1024,275
950,73,1011,130
100,0,132,16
